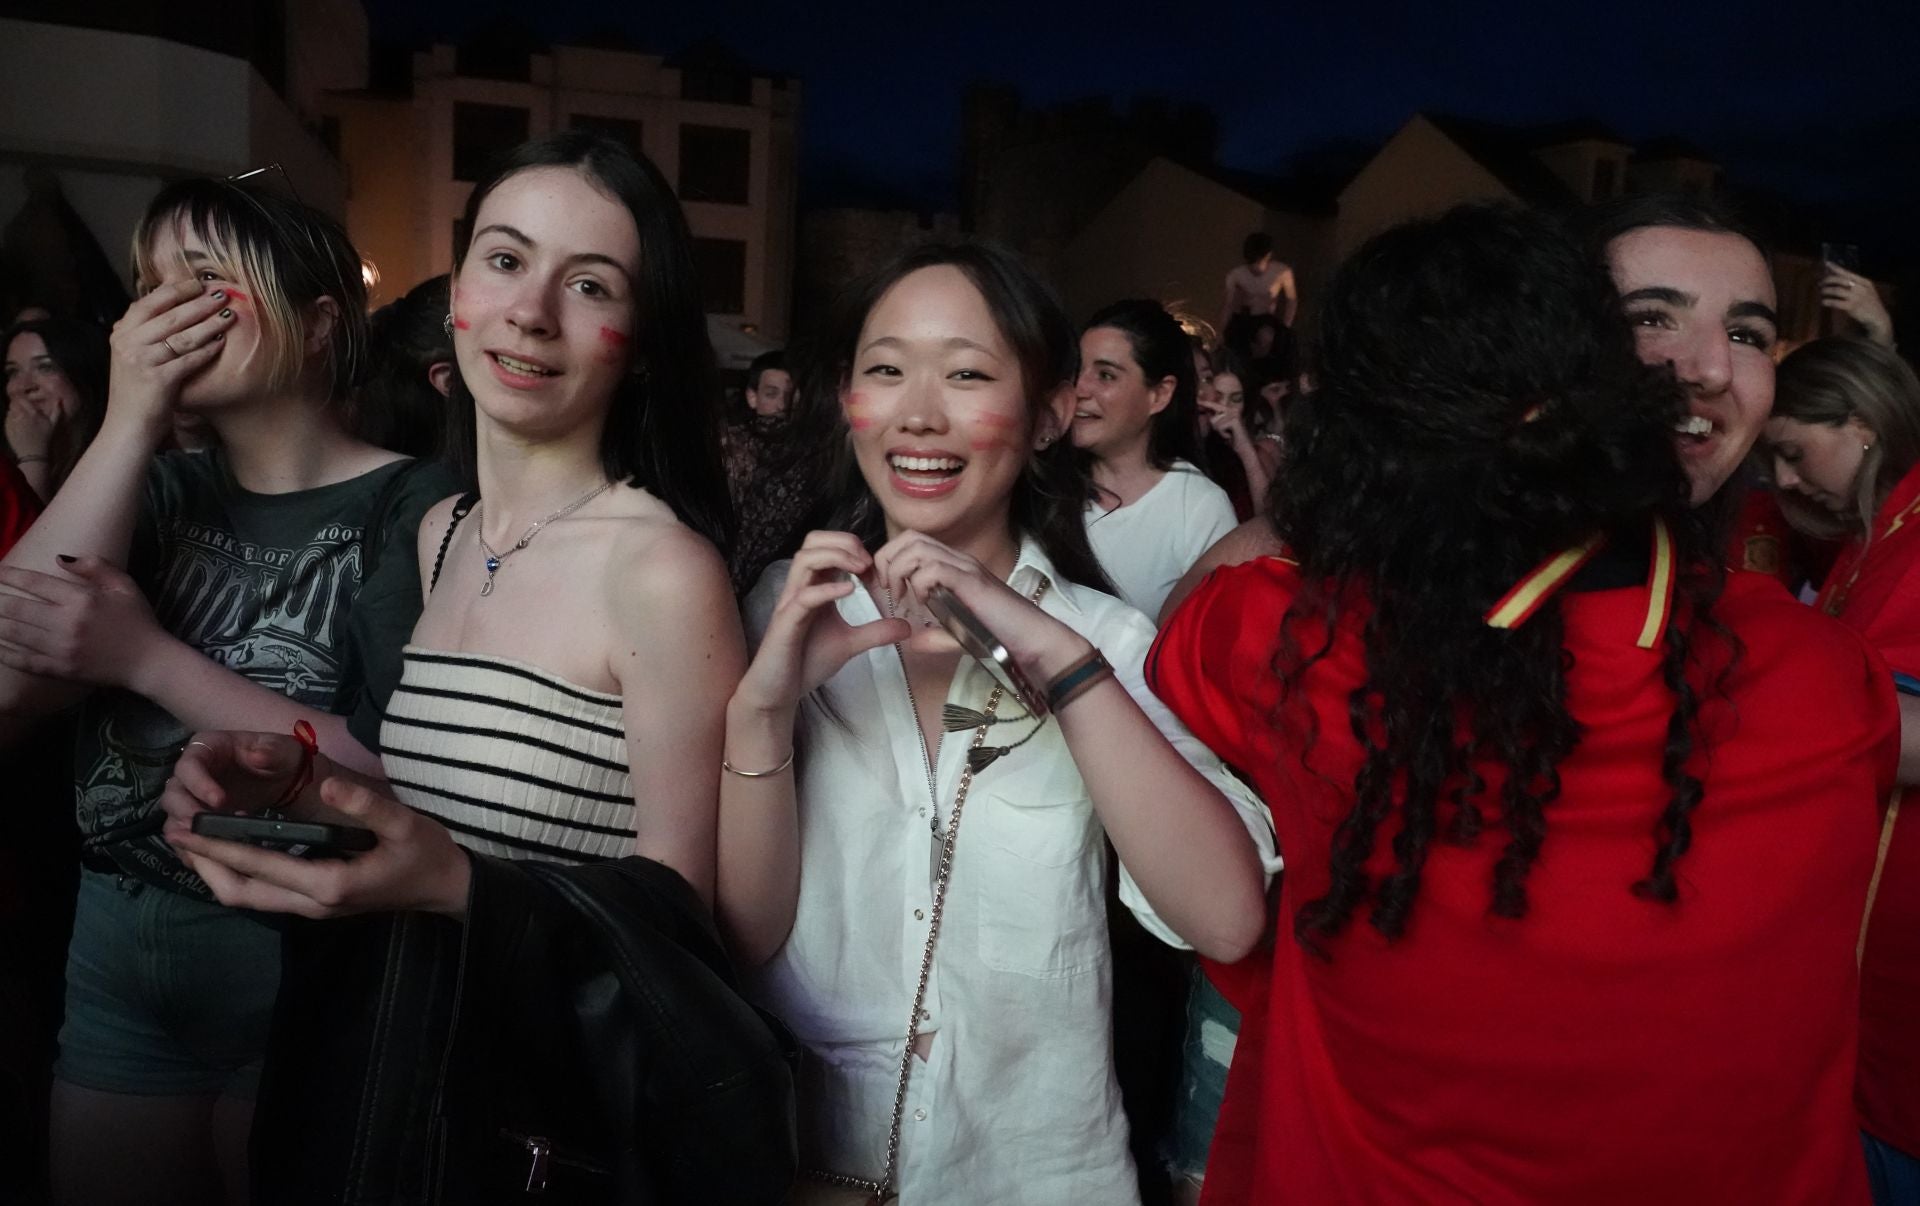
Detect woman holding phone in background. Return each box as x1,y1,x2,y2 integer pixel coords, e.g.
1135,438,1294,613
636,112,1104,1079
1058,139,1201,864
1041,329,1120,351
718,240,1277,1204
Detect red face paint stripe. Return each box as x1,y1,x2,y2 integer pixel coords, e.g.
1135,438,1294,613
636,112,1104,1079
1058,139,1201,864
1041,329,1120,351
597,326,630,347
452,318,471,330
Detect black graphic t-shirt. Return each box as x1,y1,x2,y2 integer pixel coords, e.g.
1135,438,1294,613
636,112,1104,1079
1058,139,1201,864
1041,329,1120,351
74,448,458,896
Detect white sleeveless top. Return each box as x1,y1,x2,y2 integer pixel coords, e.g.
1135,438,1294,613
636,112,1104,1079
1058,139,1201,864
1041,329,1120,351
378,645,634,863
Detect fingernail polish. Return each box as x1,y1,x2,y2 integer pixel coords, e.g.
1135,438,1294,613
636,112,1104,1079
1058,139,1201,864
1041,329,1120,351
56,554,76,564
220,308,232,319
213,290,226,301
214,333,225,342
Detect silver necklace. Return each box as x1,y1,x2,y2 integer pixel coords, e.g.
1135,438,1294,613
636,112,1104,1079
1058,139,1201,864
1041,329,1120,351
474,481,614,596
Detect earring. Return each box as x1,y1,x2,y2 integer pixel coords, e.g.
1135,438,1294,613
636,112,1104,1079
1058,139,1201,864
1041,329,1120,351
443,313,454,337
1038,434,1055,449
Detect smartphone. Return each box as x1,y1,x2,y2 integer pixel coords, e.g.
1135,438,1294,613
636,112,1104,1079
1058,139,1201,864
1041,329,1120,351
192,812,377,859
1821,242,1862,272
925,585,1050,717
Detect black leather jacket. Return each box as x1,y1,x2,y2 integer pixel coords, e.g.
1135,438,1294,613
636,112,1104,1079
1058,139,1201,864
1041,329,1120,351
250,853,798,1204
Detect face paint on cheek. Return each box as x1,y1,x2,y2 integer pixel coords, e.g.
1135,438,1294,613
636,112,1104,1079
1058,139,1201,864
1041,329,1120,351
844,392,876,431
452,318,471,330
967,406,1023,453
595,326,630,366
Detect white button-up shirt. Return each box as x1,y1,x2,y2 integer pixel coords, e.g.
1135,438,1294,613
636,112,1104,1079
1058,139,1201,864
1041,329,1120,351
744,538,1280,1205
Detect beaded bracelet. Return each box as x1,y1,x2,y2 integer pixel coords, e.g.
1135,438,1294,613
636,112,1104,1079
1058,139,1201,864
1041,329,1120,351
1045,649,1114,714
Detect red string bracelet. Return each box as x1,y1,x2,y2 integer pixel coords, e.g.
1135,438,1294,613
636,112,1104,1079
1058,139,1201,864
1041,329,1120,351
266,720,319,815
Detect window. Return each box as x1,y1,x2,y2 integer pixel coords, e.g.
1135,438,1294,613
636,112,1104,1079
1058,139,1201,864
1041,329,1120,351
1591,158,1618,200
692,238,747,314
678,125,752,204
570,114,645,158
453,102,530,183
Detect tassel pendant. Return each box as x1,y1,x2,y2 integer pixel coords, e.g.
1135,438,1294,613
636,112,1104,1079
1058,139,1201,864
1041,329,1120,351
967,745,1009,773
943,704,996,732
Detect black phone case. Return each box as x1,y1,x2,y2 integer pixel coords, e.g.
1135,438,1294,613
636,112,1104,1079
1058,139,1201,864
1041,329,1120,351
192,813,378,856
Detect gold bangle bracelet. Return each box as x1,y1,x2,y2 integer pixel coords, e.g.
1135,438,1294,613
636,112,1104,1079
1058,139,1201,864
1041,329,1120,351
723,749,796,778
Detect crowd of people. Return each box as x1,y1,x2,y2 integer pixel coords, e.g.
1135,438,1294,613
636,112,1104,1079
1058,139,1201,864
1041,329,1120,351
0,127,1912,1206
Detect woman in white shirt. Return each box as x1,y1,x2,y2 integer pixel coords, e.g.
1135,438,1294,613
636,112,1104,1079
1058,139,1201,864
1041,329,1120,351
717,241,1277,1205
1074,300,1238,618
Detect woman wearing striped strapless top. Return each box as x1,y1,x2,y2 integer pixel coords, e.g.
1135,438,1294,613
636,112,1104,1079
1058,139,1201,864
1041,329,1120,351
164,132,744,920
379,646,636,863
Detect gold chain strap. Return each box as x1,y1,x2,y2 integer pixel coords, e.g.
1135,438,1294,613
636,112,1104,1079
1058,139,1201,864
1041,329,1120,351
803,685,1005,1204
804,576,1051,1202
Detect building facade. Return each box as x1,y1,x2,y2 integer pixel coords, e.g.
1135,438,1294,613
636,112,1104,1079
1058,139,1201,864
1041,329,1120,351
0,4,359,317
328,40,799,339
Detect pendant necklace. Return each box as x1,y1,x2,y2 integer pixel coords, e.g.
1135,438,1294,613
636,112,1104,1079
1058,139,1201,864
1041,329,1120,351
474,480,614,596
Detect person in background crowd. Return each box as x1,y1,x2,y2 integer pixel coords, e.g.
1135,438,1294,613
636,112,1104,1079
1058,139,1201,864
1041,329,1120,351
1218,233,1296,357
1196,360,1275,521
724,348,818,592
0,175,448,1206
718,240,1277,1205
1152,202,1893,1204
1075,299,1236,619
1765,336,1920,1205
5,317,108,501
356,273,453,459
1075,298,1241,1202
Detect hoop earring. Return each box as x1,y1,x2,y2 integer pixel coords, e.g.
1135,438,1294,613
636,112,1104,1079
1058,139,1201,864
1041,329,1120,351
443,313,454,337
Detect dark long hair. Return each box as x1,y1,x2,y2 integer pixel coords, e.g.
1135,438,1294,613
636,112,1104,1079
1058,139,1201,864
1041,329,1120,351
445,132,732,550
3,317,108,492
1083,299,1206,472
1276,203,1726,953
791,239,1112,592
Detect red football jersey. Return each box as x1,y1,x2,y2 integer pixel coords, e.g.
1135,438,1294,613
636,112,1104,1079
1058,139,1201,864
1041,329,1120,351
1818,463,1920,1161
1150,555,1894,1205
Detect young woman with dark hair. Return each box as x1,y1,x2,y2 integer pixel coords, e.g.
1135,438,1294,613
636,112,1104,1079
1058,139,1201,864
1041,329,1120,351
168,129,739,932
1074,299,1236,617
158,133,793,1201
0,175,449,1206
718,240,1276,1204
1150,204,1893,1202
4,316,108,501
1766,337,1920,1202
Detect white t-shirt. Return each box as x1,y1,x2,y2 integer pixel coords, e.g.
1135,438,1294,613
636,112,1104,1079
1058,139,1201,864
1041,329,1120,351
1224,261,1288,317
1085,462,1239,619
741,539,1279,1205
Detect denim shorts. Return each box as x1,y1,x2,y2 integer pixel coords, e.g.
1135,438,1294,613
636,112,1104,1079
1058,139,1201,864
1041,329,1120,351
54,870,280,1097
1162,967,1243,1182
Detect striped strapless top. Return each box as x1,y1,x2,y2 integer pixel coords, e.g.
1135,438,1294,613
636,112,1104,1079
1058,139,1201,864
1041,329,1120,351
379,645,634,863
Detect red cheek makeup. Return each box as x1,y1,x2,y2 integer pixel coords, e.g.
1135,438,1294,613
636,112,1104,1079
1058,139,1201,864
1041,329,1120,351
844,392,876,431
595,326,630,366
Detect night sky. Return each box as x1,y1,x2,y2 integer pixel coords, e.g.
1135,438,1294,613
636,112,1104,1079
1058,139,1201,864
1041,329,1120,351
367,0,1920,263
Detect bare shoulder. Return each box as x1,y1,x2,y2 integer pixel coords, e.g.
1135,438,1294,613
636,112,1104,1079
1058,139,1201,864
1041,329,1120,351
595,489,732,615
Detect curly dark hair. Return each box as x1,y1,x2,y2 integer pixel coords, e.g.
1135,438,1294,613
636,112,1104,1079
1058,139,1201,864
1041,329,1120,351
1274,203,1727,953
